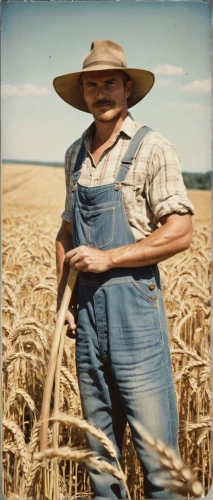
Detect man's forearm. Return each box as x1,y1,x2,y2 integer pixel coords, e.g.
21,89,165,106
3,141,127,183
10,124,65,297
64,213,193,273
108,213,193,269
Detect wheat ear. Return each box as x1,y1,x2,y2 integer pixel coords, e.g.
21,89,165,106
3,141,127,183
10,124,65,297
46,413,131,500
50,413,117,458
3,419,31,478
133,421,203,498
34,447,123,481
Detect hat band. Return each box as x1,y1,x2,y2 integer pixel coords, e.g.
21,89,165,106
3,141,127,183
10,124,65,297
83,60,126,69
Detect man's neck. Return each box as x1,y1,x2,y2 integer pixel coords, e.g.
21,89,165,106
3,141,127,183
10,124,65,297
93,114,127,147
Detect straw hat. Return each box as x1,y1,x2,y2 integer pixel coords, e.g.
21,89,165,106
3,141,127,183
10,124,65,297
53,40,155,113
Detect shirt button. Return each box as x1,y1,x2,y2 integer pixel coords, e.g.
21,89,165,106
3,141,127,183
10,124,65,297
152,295,157,301
149,283,155,290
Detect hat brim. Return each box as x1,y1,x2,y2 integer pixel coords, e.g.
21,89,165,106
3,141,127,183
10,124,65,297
53,67,155,112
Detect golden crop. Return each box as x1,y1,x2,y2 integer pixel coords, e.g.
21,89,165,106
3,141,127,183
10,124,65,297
2,164,211,499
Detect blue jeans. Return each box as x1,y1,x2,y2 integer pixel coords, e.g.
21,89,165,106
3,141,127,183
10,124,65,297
76,266,179,499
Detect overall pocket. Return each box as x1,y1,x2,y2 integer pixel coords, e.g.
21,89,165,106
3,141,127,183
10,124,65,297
75,205,115,249
131,278,158,306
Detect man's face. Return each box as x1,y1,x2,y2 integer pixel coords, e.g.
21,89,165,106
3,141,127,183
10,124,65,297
81,70,132,123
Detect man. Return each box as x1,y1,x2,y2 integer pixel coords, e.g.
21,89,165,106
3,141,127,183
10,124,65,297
54,40,194,500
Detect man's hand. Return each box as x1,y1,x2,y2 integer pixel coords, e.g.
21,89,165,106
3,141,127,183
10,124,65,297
65,309,77,338
54,309,77,339
65,245,111,273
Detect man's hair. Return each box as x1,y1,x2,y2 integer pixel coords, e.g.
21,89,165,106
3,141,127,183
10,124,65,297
78,71,131,88
121,71,131,87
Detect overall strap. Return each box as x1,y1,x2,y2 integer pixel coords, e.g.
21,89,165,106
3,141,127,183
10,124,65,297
115,126,152,183
72,139,86,183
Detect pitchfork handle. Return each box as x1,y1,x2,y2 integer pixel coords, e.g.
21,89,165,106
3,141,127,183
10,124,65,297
39,268,78,467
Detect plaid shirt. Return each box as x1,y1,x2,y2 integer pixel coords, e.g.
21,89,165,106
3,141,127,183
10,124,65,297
62,113,194,242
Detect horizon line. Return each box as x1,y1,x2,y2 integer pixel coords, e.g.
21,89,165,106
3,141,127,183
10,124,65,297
1,159,211,176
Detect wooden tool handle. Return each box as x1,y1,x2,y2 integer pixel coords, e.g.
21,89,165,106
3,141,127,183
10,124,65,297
39,268,79,466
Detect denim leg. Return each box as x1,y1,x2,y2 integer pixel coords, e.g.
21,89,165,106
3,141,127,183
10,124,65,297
103,279,179,499
77,278,179,500
76,284,127,500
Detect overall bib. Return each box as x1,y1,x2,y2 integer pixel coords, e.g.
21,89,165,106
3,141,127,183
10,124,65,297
71,127,179,500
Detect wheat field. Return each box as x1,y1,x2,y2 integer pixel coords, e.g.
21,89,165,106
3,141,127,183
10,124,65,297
2,164,211,499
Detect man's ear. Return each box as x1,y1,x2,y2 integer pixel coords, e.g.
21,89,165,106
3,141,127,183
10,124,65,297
126,80,133,98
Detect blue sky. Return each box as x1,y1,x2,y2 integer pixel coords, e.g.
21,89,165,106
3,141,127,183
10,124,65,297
1,1,211,173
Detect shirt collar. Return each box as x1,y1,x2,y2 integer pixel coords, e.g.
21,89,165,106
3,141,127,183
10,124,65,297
119,112,136,139
82,111,135,148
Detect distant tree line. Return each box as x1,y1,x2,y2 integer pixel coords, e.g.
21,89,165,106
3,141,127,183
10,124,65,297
2,160,211,190
182,171,211,190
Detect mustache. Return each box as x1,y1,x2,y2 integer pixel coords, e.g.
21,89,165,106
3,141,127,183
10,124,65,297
93,99,115,108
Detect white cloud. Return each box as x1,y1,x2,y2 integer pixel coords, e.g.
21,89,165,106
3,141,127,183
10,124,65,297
2,84,50,96
180,79,211,95
177,101,203,110
154,64,185,75
166,100,209,110
155,79,171,86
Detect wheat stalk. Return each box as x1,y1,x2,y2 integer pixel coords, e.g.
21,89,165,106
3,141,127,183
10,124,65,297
11,319,50,350
28,422,40,454
3,419,31,478
45,413,131,499
4,351,46,369
3,442,19,455
174,360,209,382
5,388,36,414
18,338,45,357
61,365,79,396
171,340,209,365
185,419,211,433
34,447,123,481
25,461,41,496
59,373,78,411
2,179,211,499
49,413,118,459
132,421,203,498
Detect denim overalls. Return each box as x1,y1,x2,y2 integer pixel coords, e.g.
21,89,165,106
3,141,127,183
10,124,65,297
71,127,179,500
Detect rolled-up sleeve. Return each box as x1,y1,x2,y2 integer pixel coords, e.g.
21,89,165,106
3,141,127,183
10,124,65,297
61,150,72,223
147,143,194,224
